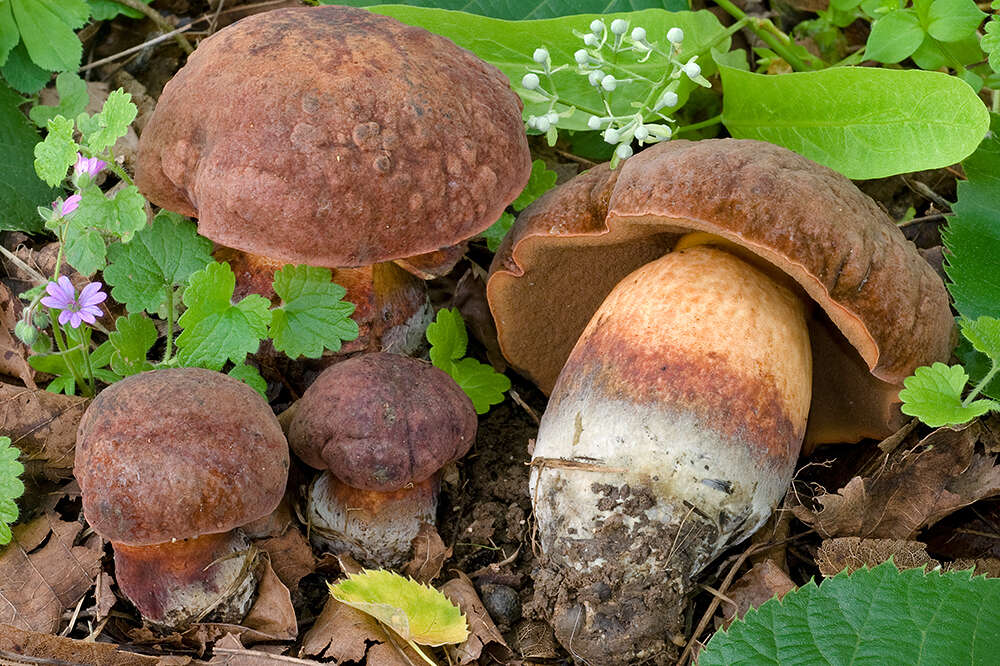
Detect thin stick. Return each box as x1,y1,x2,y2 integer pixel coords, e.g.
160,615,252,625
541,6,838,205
112,0,193,54
79,24,194,72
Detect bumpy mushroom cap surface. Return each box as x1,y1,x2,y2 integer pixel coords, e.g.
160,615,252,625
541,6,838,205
488,139,954,443
136,5,531,267
76,368,289,546
289,352,477,491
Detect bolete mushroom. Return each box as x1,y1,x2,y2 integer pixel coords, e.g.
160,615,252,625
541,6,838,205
487,139,954,662
75,368,289,630
288,352,477,567
135,5,532,355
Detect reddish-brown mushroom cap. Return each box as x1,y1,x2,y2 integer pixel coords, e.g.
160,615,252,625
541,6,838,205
288,352,477,491
75,367,289,546
488,139,955,443
135,5,531,268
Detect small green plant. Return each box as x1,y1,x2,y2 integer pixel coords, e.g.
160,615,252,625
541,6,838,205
699,561,1000,664
426,308,510,414
0,437,24,546
329,569,468,666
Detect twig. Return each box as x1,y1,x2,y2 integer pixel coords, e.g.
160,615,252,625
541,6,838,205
897,212,949,229
79,24,194,73
112,0,193,54
902,175,953,212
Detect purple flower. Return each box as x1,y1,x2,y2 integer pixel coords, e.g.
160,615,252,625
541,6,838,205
40,276,107,328
73,153,107,182
52,194,82,218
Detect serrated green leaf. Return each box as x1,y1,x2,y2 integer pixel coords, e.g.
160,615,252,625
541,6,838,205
108,313,156,377
512,159,558,211
700,561,1000,665
482,212,515,253
449,357,511,414
104,210,213,314
77,88,136,154
329,569,468,646
63,220,106,276
983,19,1000,72
955,335,1000,402
332,0,691,19
1,40,50,95
926,0,986,43
899,362,998,427
368,7,726,131
961,316,1000,360
268,264,358,359
28,71,88,128
88,0,152,21
176,262,271,371
228,363,267,398
0,436,23,545
10,0,85,72
33,114,76,187
720,67,990,179
0,3,18,67
865,10,923,64
0,80,56,232
45,374,75,395
426,307,467,368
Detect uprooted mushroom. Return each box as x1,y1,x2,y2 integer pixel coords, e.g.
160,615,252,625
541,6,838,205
135,5,531,357
487,139,954,663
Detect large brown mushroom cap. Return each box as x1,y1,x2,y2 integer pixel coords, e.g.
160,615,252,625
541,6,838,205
488,139,955,443
75,368,289,546
288,352,477,491
136,5,531,267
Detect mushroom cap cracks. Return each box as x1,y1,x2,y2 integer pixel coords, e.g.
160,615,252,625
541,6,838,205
288,352,477,492
75,368,289,546
135,5,532,268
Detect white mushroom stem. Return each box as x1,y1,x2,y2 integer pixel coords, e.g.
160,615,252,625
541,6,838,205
529,244,812,662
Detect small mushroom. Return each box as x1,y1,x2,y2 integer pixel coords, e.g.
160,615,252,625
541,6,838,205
74,368,289,630
288,352,477,567
487,139,954,662
135,5,531,355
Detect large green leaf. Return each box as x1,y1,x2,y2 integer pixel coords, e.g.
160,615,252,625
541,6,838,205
721,66,989,179
700,561,1000,665
9,0,87,72
326,0,691,19
0,80,56,233
366,6,728,130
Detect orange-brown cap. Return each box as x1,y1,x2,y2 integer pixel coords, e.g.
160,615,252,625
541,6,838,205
288,352,476,491
136,5,531,268
488,139,955,444
75,368,289,545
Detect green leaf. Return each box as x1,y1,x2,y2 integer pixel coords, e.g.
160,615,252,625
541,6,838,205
175,262,272,371
912,32,984,70
961,317,1000,360
983,18,1000,72
87,0,153,21
699,561,1000,665
72,183,147,241
33,114,76,187
108,313,156,377
1,40,50,94
329,569,468,646
9,0,86,72
0,436,24,545
28,71,88,128
899,362,998,427
228,363,267,398
482,211,515,253
63,219,106,276
426,307,467,369
76,88,136,154
332,0,691,19
926,0,986,43
944,113,1000,321
104,210,213,314
956,335,1000,401
268,264,359,359
512,159,558,211
865,10,923,63
0,3,18,67
0,80,55,233
368,7,728,131
720,66,990,179
45,374,76,395
449,356,511,414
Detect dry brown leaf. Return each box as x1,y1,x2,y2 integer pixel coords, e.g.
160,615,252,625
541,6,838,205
402,523,450,583
441,571,510,665
209,646,318,665
792,425,1000,538
815,538,937,577
96,570,118,622
948,558,1000,577
0,623,192,665
717,561,796,629
254,528,315,593
0,282,35,388
1,382,88,480
513,619,560,661
240,558,297,640
0,513,103,633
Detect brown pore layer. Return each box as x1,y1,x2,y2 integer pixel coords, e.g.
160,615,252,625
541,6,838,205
135,5,531,268
319,473,438,515
75,368,289,545
288,353,477,491
488,139,954,443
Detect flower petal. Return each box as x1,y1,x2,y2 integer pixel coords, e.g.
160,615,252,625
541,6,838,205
56,276,75,297
57,309,72,325
40,295,64,309
78,310,97,325
79,305,103,322
79,282,107,306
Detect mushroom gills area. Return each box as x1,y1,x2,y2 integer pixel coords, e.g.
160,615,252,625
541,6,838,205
529,245,811,663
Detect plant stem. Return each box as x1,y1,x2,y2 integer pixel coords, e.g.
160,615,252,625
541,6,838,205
711,0,813,71
48,310,88,395
673,113,724,136
78,326,98,397
104,150,135,186
963,362,999,406
163,285,175,363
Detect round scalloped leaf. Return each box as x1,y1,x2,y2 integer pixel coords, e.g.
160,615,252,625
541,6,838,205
699,561,1000,665
328,569,468,646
